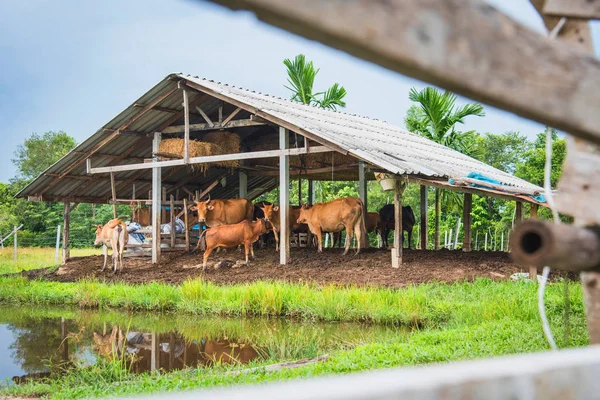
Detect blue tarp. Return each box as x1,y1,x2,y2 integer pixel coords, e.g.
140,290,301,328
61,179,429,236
449,172,546,203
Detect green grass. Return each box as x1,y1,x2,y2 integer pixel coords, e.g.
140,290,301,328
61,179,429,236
0,277,588,399
0,247,100,275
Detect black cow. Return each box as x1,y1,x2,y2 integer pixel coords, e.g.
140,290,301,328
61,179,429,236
378,204,416,249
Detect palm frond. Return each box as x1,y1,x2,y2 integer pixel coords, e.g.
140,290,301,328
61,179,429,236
317,83,347,110
283,54,319,105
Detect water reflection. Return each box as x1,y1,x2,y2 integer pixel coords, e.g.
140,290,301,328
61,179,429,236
0,306,404,385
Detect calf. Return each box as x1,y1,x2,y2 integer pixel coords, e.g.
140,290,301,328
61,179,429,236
259,204,305,250
378,204,416,249
296,197,366,255
199,219,268,270
94,218,129,273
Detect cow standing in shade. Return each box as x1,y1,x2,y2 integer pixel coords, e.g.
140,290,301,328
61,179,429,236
378,204,416,249
199,219,268,270
296,197,366,255
94,218,129,274
192,195,254,227
259,204,305,251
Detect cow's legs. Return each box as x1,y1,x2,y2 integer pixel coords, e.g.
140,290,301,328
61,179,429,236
101,245,108,272
250,242,255,258
244,242,250,264
407,227,413,250
273,227,279,251
202,246,215,271
354,221,363,255
343,224,354,255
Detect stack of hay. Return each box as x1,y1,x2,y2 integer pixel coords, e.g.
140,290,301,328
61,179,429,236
158,131,241,172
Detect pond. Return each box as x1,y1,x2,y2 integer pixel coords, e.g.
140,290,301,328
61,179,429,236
0,306,406,385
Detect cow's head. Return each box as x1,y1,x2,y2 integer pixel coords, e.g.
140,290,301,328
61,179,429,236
257,218,269,234
296,203,311,224
194,195,215,223
93,225,104,246
260,204,279,222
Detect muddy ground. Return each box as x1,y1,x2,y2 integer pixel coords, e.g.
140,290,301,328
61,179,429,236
26,248,527,288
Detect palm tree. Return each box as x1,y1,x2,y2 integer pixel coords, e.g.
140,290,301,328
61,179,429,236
284,54,347,110
406,87,485,250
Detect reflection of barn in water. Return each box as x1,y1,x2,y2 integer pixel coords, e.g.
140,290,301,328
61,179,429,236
92,327,259,374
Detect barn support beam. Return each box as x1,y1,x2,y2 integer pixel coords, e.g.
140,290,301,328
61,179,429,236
152,132,162,264
279,127,290,265
239,170,248,198
182,87,190,163
110,172,117,219
529,203,539,280
307,180,313,204
420,185,428,250
463,193,473,252
298,179,302,205
434,189,441,250
358,161,369,248
392,179,406,268
62,202,71,264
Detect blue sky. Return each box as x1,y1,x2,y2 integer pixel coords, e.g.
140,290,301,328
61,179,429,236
0,0,598,182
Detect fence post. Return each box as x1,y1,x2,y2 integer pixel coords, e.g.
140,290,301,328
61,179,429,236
454,218,461,249
55,224,61,264
485,232,488,251
13,225,17,262
501,231,504,252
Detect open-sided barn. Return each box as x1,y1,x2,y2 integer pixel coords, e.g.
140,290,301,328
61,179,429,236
17,73,544,267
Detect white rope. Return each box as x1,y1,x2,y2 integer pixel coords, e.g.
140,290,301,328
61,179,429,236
536,17,567,352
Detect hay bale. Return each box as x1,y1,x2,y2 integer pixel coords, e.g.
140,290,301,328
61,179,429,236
203,131,241,154
159,138,218,158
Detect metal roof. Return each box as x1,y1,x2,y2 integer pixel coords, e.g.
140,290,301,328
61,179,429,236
17,73,544,204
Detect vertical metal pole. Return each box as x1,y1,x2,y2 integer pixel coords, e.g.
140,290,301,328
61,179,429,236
183,89,190,164
420,185,428,251
298,179,302,205
444,231,448,248
485,232,488,251
307,180,313,204
62,202,71,264
152,132,162,264
454,218,461,249
279,127,290,265
358,161,369,248
13,225,17,262
501,231,504,252
170,195,175,249
392,180,404,268
55,224,61,264
183,198,190,252
449,229,453,249
239,170,248,199
475,231,479,251
434,188,441,250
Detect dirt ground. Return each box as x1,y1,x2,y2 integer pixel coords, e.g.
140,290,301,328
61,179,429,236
27,247,526,288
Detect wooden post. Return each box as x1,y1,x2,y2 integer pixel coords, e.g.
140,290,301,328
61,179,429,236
434,188,441,250
161,187,167,225
183,198,190,252
152,132,162,264
13,225,17,262
55,224,61,264
239,170,248,199
307,180,313,204
358,161,369,248
392,179,405,268
183,89,190,164
62,202,71,264
279,127,290,265
151,332,160,371
170,195,175,249
420,185,428,251
110,172,117,219
515,201,523,225
529,203,539,280
462,193,473,252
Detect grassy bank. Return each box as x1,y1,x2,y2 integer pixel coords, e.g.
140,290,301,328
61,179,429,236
1,278,587,399
0,247,100,274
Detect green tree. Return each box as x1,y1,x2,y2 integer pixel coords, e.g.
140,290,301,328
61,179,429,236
515,130,565,188
405,87,485,249
12,131,76,181
284,54,347,110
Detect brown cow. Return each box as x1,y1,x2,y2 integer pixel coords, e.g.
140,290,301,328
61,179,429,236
199,219,268,270
259,204,305,250
94,218,128,273
192,196,253,227
296,197,366,255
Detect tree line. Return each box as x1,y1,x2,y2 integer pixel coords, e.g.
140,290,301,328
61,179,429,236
0,55,565,248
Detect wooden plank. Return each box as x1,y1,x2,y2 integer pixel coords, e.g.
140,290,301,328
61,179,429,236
110,172,117,219
133,104,179,113
195,106,214,127
183,89,190,163
152,132,162,264
544,0,600,19
40,85,178,195
162,118,266,133
222,107,242,125
463,193,472,252
420,185,428,250
89,146,333,174
183,198,190,251
279,127,290,265
208,0,600,146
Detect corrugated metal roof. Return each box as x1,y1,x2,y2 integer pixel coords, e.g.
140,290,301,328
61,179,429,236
17,73,543,203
